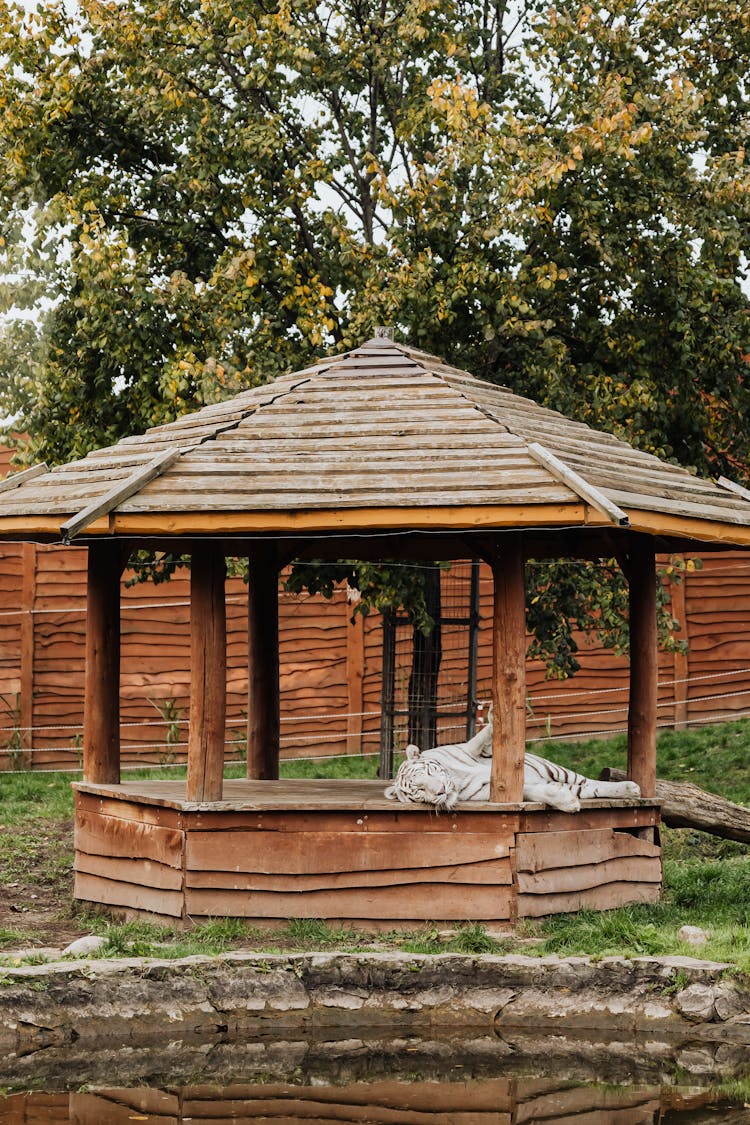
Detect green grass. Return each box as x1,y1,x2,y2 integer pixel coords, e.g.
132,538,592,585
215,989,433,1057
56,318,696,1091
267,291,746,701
28,916,381,961
0,725,748,967
0,771,78,827
0,927,34,951
399,921,508,955
279,754,381,781
92,917,254,959
39,917,507,961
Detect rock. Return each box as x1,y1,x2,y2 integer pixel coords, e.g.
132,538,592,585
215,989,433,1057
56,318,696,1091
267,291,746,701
2,951,749,1059
61,935,108,957
316,987,368,1010
714,988,748,1022
678,925,711,948
675,983,719,1022
675,1047,721,1075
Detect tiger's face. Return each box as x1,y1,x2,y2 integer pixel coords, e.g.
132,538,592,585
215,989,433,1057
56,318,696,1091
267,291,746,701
384,748,459,811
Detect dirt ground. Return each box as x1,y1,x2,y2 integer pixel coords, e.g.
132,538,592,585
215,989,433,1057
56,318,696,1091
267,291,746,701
0,819,86,952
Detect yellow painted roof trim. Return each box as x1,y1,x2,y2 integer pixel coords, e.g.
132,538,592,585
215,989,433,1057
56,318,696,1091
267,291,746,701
0,503,590,538
0,515,110,536
109,503,592,535
626,510,750,546
2,503,750,544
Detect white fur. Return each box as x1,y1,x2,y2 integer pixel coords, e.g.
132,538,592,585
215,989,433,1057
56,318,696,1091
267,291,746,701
384,710,640,813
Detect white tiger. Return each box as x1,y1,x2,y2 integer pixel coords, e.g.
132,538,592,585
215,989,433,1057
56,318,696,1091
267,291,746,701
384,710,641,813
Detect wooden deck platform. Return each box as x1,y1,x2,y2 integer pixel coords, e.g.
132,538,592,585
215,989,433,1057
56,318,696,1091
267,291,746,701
73,779,663,926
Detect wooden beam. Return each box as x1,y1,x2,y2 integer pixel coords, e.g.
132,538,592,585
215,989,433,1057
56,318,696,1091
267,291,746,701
107,502,590,536
490,534,526,803
623,536,658,799
718,475,750,503
8,503,750,549
526,442,630,525
60,448,183,543
625,510,750,545
0,515,109,539
247,541,280,780
83,541,125,784
0,463,48,492
346,609,365,754
187,542,227,802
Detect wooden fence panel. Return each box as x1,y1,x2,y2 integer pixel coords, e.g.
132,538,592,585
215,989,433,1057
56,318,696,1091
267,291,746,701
682,551,750,722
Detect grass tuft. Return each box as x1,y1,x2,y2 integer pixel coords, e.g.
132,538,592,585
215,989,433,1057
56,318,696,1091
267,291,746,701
98,921,172,959
0,927,34,951
399,924,504,956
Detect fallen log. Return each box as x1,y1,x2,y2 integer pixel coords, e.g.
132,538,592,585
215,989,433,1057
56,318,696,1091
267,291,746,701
600,768,750,845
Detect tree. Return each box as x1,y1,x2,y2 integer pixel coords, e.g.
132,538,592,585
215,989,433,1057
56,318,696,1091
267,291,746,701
0,0,747,673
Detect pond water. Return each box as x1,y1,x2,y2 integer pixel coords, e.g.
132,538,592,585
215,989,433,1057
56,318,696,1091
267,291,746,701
1,1028,749,1123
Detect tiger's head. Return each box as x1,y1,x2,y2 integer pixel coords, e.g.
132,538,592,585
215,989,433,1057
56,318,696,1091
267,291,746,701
384,744,458,810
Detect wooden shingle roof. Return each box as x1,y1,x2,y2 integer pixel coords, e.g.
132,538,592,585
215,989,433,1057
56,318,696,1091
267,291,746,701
1,336,750,544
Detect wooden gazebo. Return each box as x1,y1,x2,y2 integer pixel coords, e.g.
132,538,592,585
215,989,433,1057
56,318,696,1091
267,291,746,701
2,335,750,925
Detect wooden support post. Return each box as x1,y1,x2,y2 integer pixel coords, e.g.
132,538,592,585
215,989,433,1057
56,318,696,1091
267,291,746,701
490,534,526,803
84,541,124,784
247,541,280,780
346,610,365,754
19,542,37,766
625,537,658,798
187,542,227,802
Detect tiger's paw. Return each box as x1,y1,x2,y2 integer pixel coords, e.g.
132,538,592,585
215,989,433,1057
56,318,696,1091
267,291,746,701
544,782,581,814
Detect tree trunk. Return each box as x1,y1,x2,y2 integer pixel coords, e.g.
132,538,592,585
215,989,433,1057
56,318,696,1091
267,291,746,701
600,767,750,845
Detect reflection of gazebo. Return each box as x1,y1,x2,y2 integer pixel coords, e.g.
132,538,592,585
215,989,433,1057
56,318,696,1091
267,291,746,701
2,335,750,925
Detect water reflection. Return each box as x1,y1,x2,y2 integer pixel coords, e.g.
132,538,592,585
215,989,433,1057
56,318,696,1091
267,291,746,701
1,1030,749,1123
2,1077,748,1123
